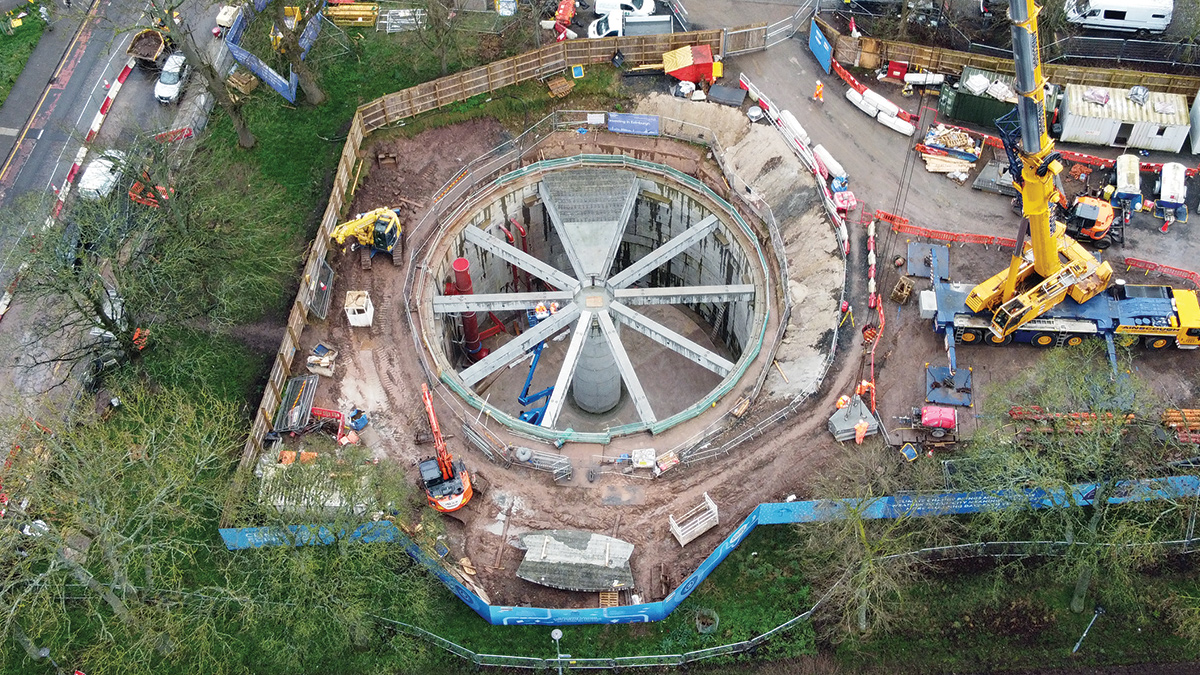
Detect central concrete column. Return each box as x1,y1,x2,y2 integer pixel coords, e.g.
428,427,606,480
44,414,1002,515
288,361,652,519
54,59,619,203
571,319,622,414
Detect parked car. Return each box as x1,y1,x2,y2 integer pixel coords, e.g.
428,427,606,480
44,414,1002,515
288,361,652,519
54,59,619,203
77,150,126,201
588,12,672,37
154,53,191,104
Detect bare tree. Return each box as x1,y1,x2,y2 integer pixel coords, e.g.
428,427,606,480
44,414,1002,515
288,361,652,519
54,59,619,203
137,2,257,148
798,442,960,638
268,0,326,105
416,0,461,77
0,384,241,671
5,139,297,388
958,344,1186,613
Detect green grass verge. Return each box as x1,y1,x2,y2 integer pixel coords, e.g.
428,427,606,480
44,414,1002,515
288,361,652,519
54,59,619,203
425,526,815,664
839,559,1200,673
0,6,46,108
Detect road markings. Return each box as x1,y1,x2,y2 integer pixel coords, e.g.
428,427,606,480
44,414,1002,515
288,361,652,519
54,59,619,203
0,127,18,137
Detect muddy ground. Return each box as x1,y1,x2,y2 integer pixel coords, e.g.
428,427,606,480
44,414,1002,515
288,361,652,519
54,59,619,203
290,100,1200,614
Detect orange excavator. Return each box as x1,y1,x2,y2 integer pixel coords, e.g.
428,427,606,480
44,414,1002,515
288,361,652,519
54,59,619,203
419,384,473,513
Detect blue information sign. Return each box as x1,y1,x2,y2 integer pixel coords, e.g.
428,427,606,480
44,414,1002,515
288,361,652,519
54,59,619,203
808,18,833,74
607,113,660,136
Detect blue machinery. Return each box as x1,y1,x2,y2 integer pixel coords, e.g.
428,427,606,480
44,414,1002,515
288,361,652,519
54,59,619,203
219,475,1200,626
517,308,555,424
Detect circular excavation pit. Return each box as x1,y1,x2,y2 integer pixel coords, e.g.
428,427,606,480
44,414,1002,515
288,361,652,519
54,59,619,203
414,160,774,440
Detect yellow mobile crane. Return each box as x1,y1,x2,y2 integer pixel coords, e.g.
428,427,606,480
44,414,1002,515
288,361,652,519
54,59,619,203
330,207,404,270
962,0,1113,340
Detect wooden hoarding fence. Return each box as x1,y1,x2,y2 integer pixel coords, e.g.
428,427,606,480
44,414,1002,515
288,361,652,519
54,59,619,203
357,29,724,131
831,32,1200,96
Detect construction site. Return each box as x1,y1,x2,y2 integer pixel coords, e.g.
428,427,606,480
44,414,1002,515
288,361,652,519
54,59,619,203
224,4,1200,631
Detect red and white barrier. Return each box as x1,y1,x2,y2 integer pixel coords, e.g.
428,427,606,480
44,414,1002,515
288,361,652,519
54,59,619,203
85,58,134,143
740,73,852,255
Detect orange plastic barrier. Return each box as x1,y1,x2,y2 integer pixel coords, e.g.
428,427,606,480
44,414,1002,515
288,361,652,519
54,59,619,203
1119,257,1200,286
831,61,866,95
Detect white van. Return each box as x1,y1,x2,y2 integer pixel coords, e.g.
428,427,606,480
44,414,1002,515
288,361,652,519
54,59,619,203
593,0,655,16
1065,0,1172,33
588,12,671,37
77,150,126,201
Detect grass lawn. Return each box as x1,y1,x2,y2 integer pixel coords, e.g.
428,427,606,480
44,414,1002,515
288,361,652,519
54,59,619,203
0,6,46,108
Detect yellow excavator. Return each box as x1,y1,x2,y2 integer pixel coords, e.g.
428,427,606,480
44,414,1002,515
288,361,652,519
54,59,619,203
963,0,1112,340
330,207,404,270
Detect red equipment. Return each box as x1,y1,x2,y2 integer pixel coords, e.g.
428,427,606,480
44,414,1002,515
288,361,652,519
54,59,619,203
918,405,957,437
553,0,575,40
420,384,473,512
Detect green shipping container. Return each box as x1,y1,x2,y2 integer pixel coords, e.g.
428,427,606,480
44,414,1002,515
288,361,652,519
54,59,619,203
938,66,1057,132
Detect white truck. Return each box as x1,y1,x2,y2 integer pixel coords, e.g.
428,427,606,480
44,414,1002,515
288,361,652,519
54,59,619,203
588,12,672,37
1066,0,1172,33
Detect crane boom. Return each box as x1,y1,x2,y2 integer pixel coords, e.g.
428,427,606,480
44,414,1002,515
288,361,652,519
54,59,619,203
1007,0,1059,279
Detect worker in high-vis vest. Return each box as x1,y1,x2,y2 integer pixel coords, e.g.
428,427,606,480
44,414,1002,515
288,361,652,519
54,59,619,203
813,80,824,103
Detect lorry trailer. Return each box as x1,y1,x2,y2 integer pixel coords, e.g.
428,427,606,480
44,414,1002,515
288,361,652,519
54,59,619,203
922,279,1200,368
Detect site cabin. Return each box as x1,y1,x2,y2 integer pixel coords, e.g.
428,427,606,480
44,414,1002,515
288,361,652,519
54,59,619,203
1065,0,1172,33
1059,84,1190,153
922,282,1200,360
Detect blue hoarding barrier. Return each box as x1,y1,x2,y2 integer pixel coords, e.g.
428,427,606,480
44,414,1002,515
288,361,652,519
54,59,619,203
607,113,660,136
219,475,1200,626
808,18,832,74
223,0,324,103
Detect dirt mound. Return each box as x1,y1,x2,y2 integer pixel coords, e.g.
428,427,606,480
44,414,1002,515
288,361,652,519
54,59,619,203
635,93,751,150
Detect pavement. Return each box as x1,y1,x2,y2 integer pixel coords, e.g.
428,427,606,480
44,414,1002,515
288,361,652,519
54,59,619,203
0,1,86,165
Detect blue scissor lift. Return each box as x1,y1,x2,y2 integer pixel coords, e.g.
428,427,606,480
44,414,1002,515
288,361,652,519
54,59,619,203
518,308,555,424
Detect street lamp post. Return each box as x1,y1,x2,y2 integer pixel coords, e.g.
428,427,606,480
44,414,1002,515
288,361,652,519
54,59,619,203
36,647,63,675
551,628,570,675
1072,605,1105,654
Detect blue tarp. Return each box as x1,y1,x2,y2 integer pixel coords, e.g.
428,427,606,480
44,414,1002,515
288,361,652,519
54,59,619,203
219,475,1200,626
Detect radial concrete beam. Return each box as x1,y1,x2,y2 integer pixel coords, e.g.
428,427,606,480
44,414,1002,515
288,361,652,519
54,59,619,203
613,284,755,306
609,301,735,377
538,183,588,281
458,304,581,387
433,291,574,314
606,215,720,289
539,311,593,428
596,310,656,424
463,226,580,292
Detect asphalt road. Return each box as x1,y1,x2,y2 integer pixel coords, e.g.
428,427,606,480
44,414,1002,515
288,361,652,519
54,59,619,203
0,0,191,285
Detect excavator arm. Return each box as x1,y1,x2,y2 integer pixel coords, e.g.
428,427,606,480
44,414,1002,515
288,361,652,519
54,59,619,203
421,383,454,482
964,0,1111,338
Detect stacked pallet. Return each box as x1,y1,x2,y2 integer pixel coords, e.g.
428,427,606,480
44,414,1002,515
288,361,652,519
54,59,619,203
919,151,975,175
918,126,980,181
325,3,378,26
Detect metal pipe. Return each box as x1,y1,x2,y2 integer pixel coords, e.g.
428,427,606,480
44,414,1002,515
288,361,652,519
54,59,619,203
511,218,532,291
453,258,488,362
